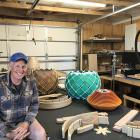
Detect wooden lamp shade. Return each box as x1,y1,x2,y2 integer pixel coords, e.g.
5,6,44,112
87,89,122,111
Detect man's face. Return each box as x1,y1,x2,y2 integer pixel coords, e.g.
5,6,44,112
10,60,28,80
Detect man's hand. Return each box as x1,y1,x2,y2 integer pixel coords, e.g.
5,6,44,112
6,122,30,140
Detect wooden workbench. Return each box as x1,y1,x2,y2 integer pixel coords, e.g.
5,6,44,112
37,99,140,140
100,75,140,87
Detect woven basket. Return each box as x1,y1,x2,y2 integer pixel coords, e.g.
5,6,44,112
65,71,101,100
87,89,122,111
34,69,58,95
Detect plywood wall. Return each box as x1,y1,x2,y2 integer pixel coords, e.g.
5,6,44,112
82,21,125,53
112,24,125,36
82,22,113,40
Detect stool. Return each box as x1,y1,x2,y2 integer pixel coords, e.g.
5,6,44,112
123,95,140,108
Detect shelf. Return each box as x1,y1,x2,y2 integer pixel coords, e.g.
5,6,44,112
83,38,124,43
83,53,111,56
82,38,124,72
83,51,127,56
83,53,118,57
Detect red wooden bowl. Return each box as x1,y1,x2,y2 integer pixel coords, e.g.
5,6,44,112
87,89,122,111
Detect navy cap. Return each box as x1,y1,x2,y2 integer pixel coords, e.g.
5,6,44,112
10,52,28,63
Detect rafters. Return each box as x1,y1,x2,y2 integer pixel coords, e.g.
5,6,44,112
0,2,109,15
0,0,139,23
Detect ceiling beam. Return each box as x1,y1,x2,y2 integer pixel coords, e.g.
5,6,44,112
79,0,138,6
82,2,140,26
0,10,82,23
34,5,108,15
0,2,109,16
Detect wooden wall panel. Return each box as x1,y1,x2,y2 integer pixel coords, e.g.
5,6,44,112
92,23,104,37
83,22,115,40
103,23,112,37
82,22,112,40
82,21,125,54
113,24,125,51
112,24,125,37
82,24,92,40
83,22,125,39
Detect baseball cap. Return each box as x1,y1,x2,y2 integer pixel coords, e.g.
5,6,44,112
10,52,28,63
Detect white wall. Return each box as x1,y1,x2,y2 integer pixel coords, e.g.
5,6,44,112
0,25,78,72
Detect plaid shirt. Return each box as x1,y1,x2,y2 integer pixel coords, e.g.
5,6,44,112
0,73,39,136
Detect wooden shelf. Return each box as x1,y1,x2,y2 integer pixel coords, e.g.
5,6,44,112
83,38,124,43
83,51,124,57
82,38,124,72
83,39,124,43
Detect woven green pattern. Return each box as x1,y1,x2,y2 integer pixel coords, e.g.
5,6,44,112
65,71,101,100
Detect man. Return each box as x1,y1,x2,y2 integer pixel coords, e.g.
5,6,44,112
0,52,47,140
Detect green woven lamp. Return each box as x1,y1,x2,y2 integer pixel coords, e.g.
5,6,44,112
65,71,101,100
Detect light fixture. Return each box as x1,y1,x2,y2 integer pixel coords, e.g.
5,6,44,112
42,0,106,8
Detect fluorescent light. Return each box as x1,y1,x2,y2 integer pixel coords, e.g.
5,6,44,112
45,0,106,8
